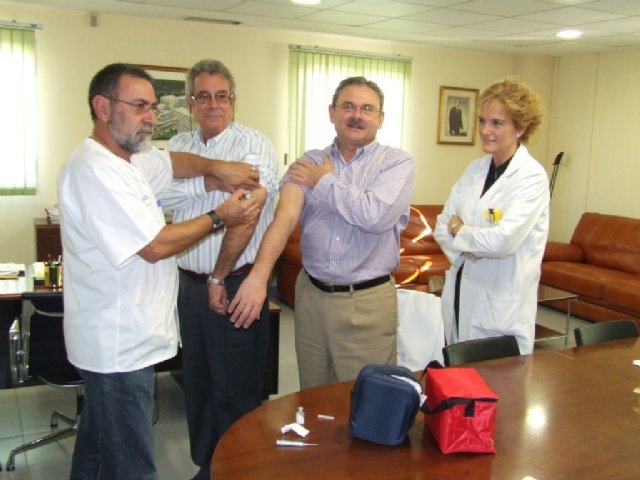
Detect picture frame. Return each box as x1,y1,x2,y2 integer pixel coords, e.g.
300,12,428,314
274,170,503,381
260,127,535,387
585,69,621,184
437,86,479,145
139,64,190,148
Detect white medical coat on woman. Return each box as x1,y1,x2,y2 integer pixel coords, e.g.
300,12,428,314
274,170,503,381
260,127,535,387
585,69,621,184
434,145,549,354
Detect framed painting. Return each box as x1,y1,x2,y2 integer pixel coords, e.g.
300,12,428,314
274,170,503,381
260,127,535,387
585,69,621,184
437,86,479,145
139,64,190,147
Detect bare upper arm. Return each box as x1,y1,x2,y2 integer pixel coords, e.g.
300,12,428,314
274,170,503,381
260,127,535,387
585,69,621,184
274,182,305,234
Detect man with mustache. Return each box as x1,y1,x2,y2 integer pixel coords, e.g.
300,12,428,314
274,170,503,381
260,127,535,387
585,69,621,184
57,63,260,480
230,76,415,389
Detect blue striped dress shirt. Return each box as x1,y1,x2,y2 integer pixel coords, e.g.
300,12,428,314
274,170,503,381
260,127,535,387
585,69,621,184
159,123,279,274
289,139,414,285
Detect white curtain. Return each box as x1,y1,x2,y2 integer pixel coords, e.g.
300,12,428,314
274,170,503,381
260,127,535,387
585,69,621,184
0,27,37,195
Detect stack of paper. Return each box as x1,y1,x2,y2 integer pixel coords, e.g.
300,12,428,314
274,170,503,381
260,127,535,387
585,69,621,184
0,263,25,279
45,204,60,224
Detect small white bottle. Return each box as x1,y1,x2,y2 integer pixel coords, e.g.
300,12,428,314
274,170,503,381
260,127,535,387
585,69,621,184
295,406,305,425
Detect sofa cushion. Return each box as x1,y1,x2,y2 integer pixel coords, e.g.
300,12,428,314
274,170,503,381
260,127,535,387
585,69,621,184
543,241,584,262
395,255,449,284
399,205,442,256
571,212,640,275
540,262,629,300
602,277,640,316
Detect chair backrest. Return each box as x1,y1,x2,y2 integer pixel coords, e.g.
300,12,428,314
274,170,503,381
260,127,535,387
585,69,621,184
574,319,640,346
443,335,520,367
21,291,79,382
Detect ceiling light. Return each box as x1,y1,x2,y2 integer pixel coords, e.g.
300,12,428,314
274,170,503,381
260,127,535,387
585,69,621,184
556,29,583,40
291,0,322,5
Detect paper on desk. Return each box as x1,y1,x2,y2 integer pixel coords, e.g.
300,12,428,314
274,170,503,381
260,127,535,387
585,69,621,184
633,360,640,367
281,423,309,437
33,262,45,281
0,263,25,279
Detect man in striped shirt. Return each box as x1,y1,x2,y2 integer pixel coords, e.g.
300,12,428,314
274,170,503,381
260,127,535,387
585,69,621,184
159,59,279,480
230,76,415,389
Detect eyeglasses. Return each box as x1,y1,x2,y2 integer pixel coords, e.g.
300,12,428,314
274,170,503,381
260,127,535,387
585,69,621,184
107,96,159,114
336,102,380,116
190,91,235,105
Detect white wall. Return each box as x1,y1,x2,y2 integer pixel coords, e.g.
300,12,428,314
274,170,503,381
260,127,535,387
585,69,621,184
0,3,556,262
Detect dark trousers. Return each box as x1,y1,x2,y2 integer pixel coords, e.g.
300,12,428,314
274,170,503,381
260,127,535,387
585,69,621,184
178,270,269,470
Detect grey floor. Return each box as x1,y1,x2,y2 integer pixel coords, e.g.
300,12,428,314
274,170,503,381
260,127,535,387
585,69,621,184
0,299,585,479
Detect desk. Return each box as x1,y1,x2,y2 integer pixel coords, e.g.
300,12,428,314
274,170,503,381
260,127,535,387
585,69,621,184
0,265,50,302
212,339,640,480
0,265,48,387
1,267,281,395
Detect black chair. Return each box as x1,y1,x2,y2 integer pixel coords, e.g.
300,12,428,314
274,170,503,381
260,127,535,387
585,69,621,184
442,335,521,367
5,291,84,471
574,319,639,346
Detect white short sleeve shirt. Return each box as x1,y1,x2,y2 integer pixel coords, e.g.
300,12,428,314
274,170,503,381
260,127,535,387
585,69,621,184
57,138,179,373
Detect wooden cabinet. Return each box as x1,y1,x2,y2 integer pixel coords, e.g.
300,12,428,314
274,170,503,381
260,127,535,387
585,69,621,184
34,219,61,261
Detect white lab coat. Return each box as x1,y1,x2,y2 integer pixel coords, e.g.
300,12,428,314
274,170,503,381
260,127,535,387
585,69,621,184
434,145,549,354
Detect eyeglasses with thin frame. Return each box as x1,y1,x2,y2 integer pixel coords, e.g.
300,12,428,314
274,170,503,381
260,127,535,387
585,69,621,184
106,96,159,114
336,102,380,116
190,91,235,105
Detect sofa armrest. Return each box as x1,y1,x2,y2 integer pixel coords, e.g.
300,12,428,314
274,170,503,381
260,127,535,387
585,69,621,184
543,241,584,262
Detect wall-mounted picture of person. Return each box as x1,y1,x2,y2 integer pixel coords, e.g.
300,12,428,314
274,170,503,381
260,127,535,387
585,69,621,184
437,86,479,145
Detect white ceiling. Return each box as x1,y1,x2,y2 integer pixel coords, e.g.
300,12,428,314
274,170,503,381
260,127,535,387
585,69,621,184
8,0,640,56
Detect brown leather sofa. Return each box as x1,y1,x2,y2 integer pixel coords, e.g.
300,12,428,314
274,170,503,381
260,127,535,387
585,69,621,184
540,212,640,324
274,204,450,305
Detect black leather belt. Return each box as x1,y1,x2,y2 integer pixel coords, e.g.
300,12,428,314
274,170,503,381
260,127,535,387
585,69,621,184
305,270,391,293
179,264,253,282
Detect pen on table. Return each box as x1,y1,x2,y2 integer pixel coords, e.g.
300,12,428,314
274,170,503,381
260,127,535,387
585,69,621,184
276,439,318,447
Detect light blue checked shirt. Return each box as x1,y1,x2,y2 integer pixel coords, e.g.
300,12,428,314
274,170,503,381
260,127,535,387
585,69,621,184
159,123,279,274
287,138,414,285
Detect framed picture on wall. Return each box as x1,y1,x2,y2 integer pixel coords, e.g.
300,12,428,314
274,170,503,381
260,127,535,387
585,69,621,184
437,86,479,145
139,64,190,148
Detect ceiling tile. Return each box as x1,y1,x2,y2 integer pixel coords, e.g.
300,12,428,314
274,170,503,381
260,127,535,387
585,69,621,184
451,0,559,17
333,0,432,17
409,7,500,25
521,5,625,24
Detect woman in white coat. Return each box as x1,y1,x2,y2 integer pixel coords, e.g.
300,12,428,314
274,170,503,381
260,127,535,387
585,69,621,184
434,77,549,354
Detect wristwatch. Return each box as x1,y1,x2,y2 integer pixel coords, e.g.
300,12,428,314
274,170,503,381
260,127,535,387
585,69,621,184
207,275,225,286
207,210,225,235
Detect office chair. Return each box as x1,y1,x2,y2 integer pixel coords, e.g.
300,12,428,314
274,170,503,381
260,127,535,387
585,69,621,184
5,291,84,471
574,319,639,346
442,335,521,367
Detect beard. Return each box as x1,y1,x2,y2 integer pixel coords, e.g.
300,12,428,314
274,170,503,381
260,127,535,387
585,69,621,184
107,118,153,154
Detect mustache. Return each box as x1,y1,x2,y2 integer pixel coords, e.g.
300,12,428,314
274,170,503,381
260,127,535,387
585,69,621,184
347,118,365,128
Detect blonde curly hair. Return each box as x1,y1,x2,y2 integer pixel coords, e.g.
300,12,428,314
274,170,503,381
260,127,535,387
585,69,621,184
479,76,543,143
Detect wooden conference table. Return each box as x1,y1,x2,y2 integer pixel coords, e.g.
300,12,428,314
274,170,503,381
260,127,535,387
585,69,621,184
212,338,640,480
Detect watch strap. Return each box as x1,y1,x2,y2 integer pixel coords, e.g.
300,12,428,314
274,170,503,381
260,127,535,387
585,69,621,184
207,209,225,235
207,275,225,286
